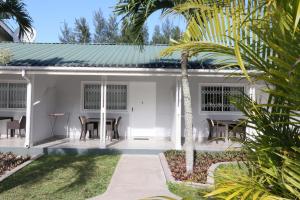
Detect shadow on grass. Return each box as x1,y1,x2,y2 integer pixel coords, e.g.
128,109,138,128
0,149,121,199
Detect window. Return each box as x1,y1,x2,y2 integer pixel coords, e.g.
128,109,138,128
201,85,244,112
84,84,101,110
0,82,27,109
107,85,127,110
83,83,128,111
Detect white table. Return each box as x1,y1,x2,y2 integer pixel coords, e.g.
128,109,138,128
49,113,70,137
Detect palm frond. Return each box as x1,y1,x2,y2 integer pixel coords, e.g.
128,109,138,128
114,0,183,44
0,0,33,39
162,1,300,199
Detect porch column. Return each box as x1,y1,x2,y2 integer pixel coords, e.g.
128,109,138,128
249,85,256,101
174,78,182,150
24,75,34,148
99,78,107,148
247,85,256,135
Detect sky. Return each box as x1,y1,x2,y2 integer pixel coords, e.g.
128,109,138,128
21,0,185,43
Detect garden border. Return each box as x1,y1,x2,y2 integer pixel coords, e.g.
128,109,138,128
159,153,238,189
0,153,43,182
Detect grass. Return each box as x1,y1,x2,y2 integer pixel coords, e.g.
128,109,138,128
214,163,247,186
0,154,120,200
168,182,209,200
168,163,247,200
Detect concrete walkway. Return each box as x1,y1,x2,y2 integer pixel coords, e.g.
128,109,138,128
91,154,180,200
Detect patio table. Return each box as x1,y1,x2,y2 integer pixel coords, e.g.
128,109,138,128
87,118,116,138
0,117,14,137
49,113,70,137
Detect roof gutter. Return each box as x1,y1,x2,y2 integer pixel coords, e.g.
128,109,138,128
0,66,262,77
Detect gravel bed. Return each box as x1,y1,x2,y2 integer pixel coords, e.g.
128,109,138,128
0,152,30,176
164,150,246,183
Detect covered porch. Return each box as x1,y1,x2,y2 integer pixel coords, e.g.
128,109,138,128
0,73,184,149
0,72,263,151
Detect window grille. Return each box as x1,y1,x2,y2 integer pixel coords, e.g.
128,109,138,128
201,86,244,112
84,84,101,110
0,82,26,109
107,85,127,110
83,83,127,111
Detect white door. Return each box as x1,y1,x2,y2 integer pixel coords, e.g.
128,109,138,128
129,82,156,138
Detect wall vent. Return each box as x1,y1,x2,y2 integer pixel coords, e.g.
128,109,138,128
133,137,149,140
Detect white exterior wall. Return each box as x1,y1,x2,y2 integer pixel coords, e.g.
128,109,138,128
0,73,269,146
187,77,268,143
52,75,176,140
31,75,57,144
189,76,255,143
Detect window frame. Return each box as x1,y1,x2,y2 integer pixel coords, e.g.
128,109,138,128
0,80,27,112
199,83,246,115
80,81,129,113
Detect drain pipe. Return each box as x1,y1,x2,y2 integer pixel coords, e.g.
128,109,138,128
22,70,32,148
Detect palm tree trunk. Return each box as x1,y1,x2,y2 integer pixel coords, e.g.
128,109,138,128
181,50,194,174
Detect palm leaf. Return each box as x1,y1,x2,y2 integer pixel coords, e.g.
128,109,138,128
0,0,33,38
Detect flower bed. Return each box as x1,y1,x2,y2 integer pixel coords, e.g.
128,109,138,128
0,152,30,176
164,150,246,183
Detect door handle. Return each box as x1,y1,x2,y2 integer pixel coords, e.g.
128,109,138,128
132,107,133,112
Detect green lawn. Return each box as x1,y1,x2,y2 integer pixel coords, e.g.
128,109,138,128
214,163,247,186
168,163,247,200
168,182,209,200
0,154,120,200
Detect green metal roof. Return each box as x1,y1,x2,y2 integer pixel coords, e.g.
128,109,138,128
0,42,232,69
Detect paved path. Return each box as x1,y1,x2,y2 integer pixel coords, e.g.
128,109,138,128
91,154,180,200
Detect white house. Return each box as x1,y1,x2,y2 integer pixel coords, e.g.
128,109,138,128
0,42,265,150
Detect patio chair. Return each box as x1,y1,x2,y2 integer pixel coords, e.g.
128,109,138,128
207,119,226,142
6,116,26,138
228,120,246,141
79,116,96,140
114,116,122,140
106,122,114,141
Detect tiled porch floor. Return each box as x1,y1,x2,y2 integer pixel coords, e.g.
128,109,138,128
0,136,242,152
0,136,25,147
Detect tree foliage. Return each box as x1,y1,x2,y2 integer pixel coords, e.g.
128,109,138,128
93,9,107,43
105,15,119,43
115,0,186,42
59,22,76,43
0,48,11,65
151,19,182,44
74,17,91,43
0,0,33,39
118,19,149,44
151,25,164,44
171,26,181,41
58,9,158,44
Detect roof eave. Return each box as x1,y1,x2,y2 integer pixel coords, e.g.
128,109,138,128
0,66,261,77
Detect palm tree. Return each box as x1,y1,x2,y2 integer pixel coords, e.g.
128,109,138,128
115,0,195,173
162,0,300,198
0,0,33,39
